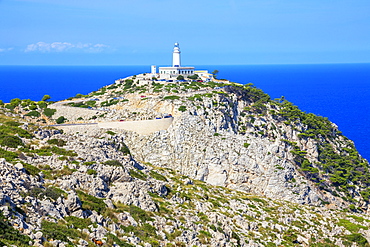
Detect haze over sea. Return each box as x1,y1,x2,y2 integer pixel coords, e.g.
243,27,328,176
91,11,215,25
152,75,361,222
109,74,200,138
0,64,369,161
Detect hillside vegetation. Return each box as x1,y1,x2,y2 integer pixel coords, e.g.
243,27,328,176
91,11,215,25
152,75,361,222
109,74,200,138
0,74,369,246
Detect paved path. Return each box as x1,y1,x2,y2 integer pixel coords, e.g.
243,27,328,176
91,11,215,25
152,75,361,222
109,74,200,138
98,118,174,135
49,123,98,127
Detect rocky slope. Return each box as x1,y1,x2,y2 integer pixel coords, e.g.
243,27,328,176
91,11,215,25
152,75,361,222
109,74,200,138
0,75,369,246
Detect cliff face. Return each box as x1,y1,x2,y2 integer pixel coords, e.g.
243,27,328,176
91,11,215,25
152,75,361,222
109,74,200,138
120,83,368,210
0,75,370,246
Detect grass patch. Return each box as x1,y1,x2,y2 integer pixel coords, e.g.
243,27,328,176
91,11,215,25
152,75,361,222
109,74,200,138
104,160,122,167
0,135,23,148
130,169,147,180
149,170,167,181
28,186,67,200
0,148,18,161
163,95,180,100
87,169,97,175
106,130,116,135
43,108,56,117
41,220,79,244
76,190,106,214
0,211,33,247
47,138,66,147
64,216,93,229
23,163,41,176
338,219,369,233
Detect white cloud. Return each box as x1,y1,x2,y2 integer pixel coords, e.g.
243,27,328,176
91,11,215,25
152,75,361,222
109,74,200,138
25,42,109,53
0,47,14,52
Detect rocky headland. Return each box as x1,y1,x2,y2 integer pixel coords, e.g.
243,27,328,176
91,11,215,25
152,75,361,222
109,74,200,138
0,74,369,246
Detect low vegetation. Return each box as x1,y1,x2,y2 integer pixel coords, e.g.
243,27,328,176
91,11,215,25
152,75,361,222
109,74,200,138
0,75,369,247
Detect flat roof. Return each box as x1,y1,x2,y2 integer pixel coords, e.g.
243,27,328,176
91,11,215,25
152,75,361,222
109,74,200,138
159,66,195,69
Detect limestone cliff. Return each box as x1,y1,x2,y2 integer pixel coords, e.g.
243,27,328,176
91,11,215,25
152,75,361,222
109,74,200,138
0,75,369,247
113,81,369,210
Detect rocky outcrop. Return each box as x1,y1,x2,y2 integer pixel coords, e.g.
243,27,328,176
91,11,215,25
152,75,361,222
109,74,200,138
122,93,343,207
1,75,369,246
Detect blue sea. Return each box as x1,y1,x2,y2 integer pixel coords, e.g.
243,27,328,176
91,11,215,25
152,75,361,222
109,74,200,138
0,64,369,161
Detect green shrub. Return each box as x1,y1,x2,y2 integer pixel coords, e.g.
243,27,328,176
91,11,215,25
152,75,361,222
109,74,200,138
165,229,182,241
163,95,180,100
130,169,147,180
250,197,267,204
106,233,134,247
56,116,66,124
44,186,67,200
0,125,32,138
43,108,56,117
29,187,44,198
37,101,47,109
87,169,97,175
128,205,154,223
0,135,23,148
104,160,122,167
120,143,131,155
343,233,369,246
29,105,37,110
50,146,77,156
4,121,21,127
25,111,40,117
83,161,96,166
76,190,106,214
178,105,187,112
65,216,92,229
0,148,18,161
0,211,32,246
123,79,134,89
138,223,158,240
5,104,15,110
10,98,21,106
74,93,88,98
28,186,66,200
43,165,77,179
244,143,250,148
21,146,52,156
106,130,116,135
47,138,66,147
101,99,119,107
338,219,368,233
85,100,96,107
67,102,88,108
41,95,51,101
23,163,41,176
149,170,167,181
41,220,77,244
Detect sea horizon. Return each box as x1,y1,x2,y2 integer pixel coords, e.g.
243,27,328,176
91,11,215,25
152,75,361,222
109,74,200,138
1,62,370,67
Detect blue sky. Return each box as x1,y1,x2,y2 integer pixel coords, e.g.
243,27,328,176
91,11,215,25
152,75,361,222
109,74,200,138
1,0,370,65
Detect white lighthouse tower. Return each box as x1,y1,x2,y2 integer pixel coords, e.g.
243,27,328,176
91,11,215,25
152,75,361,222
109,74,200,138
172,42,181,67
158,43,196,79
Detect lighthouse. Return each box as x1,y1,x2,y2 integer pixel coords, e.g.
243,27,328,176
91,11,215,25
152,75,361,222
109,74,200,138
172,42,181,67
158,43,197,79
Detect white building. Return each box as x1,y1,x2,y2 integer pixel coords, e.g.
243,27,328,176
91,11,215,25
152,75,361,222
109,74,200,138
151,65,157,76
194,70,214,82
158,43,195,79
